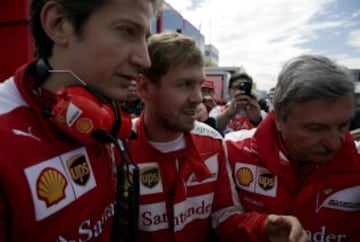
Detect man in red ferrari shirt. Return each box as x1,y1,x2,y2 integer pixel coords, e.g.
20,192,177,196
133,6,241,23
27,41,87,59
226,55,360,242
123,31,308,242
0,0,158,241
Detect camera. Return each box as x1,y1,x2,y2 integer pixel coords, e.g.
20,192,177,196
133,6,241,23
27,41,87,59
238,80,252,96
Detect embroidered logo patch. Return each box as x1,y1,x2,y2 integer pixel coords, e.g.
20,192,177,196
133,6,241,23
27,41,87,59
257,171,275,190
24,147,96,221
236,167,253,186
234,163,256,192
66,154,90,185
141,167,160,188
316,185,360,212
234,163,277,197
36,167,67,207
137,163,163,195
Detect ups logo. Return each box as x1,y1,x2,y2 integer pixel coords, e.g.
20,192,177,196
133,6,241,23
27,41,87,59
67,154,90,185
140,167,159,188
258,171,275,190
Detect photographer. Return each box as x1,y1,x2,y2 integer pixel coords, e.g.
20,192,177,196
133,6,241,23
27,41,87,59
209,72,263,134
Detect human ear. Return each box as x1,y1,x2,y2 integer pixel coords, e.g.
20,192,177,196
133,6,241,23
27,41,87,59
273,111,283,132
136,75,152,100
40,1,72,46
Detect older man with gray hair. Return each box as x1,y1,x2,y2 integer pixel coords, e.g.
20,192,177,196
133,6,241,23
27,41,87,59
226,54,360,242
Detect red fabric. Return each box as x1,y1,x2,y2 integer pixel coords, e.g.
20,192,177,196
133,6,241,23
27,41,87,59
0,0,34,81
219,105,255,131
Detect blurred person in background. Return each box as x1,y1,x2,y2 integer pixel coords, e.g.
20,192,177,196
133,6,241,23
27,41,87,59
258,97,270,113
195,102,220,134
201,79,218,113
209,72,264,135
123,80,144,118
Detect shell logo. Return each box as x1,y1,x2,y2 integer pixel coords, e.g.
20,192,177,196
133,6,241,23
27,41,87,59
76,118,94,133
236,167,253,186
36,167,68,207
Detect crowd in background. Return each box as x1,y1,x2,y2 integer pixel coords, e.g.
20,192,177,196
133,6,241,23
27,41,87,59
0,0,359,241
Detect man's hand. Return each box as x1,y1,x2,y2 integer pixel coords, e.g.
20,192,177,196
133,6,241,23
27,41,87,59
243,94,262,123
229,90,261,122
265,214,308,242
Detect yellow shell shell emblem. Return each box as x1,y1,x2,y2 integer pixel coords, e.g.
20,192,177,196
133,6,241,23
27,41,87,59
236,167,253,186
37,168,67,207
77,118,93,133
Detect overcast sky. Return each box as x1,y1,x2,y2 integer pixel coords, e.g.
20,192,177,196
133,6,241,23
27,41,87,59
165,0,360,91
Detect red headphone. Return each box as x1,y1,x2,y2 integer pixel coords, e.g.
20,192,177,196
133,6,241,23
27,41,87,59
35,59,133,144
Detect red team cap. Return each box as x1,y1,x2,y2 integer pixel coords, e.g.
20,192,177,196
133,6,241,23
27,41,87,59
202,79,215,89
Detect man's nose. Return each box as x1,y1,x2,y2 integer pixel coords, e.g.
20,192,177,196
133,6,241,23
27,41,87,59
131,42,151,70
191,85,203,104
323,129,345,151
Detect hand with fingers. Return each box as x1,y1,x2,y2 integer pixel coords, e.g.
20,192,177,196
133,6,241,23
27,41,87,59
265,214,309,242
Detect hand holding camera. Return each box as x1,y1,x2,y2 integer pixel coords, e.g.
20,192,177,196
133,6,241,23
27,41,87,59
229,80,261,123
238,79,252,96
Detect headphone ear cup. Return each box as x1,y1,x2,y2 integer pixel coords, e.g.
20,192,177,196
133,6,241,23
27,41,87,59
50,86,134,144
51,86,115,144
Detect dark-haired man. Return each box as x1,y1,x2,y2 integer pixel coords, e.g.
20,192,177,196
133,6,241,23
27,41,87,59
0,0,158,241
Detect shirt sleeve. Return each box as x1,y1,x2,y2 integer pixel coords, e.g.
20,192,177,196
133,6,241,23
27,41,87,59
211,141,268,241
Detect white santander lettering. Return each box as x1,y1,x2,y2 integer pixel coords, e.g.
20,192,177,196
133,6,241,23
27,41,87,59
306,226,346,242
139,194,214,232
57,202,115,241
174,200,212,227
78,220,92,241
142,211,168,226
174,194,214,231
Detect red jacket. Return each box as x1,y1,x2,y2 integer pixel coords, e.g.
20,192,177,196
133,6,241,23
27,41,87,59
226,113,360,242
126,116,268,242
0,63,118,241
